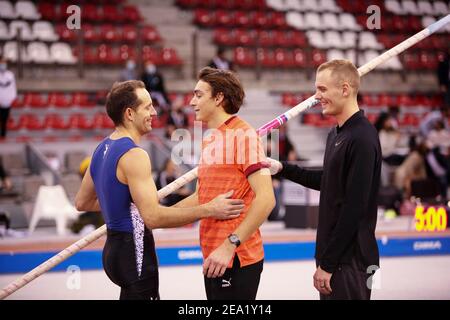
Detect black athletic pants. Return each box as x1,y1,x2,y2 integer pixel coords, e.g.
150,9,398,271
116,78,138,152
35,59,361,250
319,256,373,300
204,255,263,300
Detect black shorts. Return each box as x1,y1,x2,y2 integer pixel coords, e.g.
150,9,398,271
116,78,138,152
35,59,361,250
103,228,159,300
204,255,263,300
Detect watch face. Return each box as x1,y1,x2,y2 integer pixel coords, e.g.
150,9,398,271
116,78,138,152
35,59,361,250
230,235,238,243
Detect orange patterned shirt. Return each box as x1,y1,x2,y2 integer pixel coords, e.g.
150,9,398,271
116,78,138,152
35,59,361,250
198,116,268,267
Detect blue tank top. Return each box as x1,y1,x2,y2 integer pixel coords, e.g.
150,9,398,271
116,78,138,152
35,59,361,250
90,137,139,233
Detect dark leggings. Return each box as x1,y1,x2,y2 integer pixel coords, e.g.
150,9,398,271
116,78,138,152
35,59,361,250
0,107,10,138
103,228,159,300
204,255,263,300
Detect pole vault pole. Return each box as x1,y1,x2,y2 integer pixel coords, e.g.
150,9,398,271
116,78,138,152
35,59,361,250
1,14,449,300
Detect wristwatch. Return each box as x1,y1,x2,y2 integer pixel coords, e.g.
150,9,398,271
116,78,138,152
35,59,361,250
228,234,241,247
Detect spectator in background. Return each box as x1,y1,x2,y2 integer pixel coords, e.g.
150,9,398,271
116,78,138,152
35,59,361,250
155,159,191,207
387,105,400,130
375,112,406,187
376,112,405,166
208,47,234,71
427,120,450,157
437,48,450,107
424,122,450,200
165,98,189,139
419,106,449,138
0,57,17,138
120,59,138,81
394,140,428,198
142,60,171,113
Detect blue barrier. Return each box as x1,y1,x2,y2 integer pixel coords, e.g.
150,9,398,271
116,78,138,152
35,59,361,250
1,236,449,274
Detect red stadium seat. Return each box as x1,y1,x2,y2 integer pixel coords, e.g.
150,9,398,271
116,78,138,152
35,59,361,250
311,49,326,67
93,113,114,129
234,47,256,66
402,52,420,70
119,45,137,62
141,25,161,43
11,93,26,109
216,0,236,9
68,114,94,130
82,24,100,42
235,29,255,46
274,49,293,67
82,4,103,22
100,24,121,42
216,10,234,27
123,5,142,22
257,48,276,67
270,12,287,29
177,0,202,8
194,9,215,27
293,49,307,67
122,25,138,42
59,3,73,21
97,44,120,64
282,93,297,107
419,52,438,70
214,28,235,46
235,11,252,28
400,114,419,127
273,30,290,47
56,23,77,42
290,31,307,47
258,30,274,47
20,114,44,130
44,114,69,130
398,94,414,107
7,116,20,131
103,5,123,22
160,48,182,66
27,93,48,108
73,92,96,108
38,3,57,20
48,92,73,108
142,46,161,64
253,12,269,29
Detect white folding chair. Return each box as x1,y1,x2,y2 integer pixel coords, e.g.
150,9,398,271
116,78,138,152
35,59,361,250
28,185,81,236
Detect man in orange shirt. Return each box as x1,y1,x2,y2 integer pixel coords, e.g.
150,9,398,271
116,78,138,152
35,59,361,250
174,67,275,300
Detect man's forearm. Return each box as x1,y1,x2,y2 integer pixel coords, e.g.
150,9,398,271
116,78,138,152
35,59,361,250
279,162,322,191
145,204,209,229
172,192,199,208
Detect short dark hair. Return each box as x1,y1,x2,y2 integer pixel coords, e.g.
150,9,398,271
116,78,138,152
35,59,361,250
105,80,145,126
198,67,244,114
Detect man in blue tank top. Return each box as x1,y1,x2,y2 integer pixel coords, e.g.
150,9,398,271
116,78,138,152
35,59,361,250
75,80,244,300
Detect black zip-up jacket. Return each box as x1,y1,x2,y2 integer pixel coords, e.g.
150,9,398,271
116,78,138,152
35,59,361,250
279,110,381,273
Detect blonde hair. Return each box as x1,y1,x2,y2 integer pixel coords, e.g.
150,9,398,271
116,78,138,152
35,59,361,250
317,59,360,94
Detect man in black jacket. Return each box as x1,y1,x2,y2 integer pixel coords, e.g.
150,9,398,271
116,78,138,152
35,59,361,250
270,60,381,300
